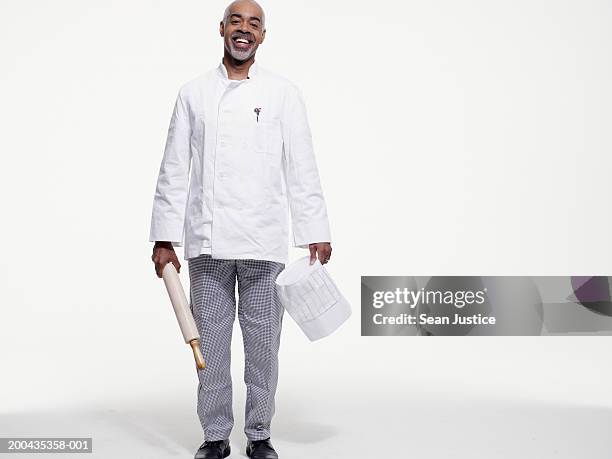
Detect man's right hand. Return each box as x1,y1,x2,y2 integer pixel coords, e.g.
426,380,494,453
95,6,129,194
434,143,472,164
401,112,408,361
151,241,181,278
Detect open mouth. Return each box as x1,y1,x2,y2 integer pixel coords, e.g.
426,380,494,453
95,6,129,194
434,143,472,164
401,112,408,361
232,36,254,50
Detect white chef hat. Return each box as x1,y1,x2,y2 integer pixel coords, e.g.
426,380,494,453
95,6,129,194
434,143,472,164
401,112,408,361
275,255,351,341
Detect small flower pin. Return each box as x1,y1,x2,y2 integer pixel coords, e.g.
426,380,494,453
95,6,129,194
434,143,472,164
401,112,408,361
254,107,261,122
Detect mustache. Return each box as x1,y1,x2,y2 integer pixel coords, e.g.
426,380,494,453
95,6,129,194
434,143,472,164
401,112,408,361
231,32,254,41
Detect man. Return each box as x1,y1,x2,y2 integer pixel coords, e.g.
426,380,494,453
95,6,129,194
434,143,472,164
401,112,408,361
149,1,332,458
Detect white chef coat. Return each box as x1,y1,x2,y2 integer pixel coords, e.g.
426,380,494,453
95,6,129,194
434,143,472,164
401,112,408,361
148,59,332,264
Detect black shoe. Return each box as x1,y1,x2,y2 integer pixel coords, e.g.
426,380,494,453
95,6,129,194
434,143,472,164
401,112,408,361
194,439,231,459
246,437,278,459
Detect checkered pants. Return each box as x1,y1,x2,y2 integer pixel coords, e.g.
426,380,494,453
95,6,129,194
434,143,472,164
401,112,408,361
188,254,285,441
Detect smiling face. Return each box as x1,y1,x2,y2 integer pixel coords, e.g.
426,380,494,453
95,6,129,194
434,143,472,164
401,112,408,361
220,0,266,62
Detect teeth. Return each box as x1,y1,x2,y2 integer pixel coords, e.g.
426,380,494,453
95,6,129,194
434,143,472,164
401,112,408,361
236,38,249,43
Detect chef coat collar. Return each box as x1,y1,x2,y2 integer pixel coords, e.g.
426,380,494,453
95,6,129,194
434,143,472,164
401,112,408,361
217,58,259,82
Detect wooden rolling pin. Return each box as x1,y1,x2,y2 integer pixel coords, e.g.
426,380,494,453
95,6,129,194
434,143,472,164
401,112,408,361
161,262,206,369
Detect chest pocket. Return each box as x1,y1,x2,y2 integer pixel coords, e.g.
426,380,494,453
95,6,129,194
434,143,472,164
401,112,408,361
254,119,282,154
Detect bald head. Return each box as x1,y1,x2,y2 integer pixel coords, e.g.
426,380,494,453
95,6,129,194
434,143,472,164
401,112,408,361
220,0,266,63
223,0,265,29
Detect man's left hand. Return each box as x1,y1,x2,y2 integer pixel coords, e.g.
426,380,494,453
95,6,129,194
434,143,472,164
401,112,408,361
309,242,332,265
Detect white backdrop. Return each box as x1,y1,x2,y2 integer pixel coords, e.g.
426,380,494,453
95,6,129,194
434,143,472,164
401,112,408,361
1,1,612,458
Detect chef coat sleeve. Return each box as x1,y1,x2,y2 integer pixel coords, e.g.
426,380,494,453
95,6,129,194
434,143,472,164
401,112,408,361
281,83,332,249
148,87,192,246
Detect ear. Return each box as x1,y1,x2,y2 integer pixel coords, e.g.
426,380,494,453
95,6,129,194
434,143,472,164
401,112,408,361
260,28,266,44
219,21,224,37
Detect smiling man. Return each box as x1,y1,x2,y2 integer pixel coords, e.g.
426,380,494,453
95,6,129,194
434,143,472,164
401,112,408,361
148,1,332,458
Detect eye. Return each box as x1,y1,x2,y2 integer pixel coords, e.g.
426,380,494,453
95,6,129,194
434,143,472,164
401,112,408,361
250,23,259,28
231,20,239,24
